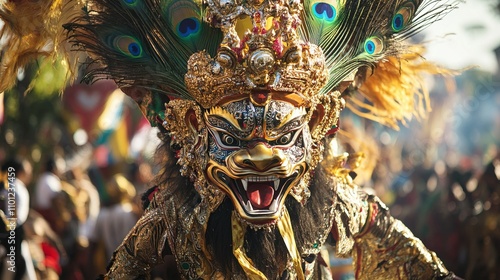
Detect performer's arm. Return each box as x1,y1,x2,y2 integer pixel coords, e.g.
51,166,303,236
104,204,169,280
351,193,458,280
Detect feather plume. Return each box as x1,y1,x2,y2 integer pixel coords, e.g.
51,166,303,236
0,0,83,93
301,0,393,94
346,45,457,130
300,0,460,96
65,0,223,100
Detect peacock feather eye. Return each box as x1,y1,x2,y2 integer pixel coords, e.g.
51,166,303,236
167,0,203,39
177,18,201,38
391,2,416,32
123,0,138,7
364,36,383,55
392,13,404,31
114,36,144,58
309,0,340,23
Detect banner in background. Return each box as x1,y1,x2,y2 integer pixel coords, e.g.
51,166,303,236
63,80,117,133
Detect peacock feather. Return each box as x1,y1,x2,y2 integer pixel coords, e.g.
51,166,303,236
64,0,223,100
300,0,460,95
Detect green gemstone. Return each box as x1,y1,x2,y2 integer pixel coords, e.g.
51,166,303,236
313,243,318,249
181,262,190,270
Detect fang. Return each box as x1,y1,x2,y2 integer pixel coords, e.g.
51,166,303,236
245,200,254,211
270,199,278,212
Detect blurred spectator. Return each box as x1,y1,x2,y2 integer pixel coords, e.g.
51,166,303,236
23,210,67,280
89,174,139,276
63,166,100,246
34,158,62,230
64,165,101,279
464,151,500,280
128,161,153,217
0,159,36,280
52,180,88,280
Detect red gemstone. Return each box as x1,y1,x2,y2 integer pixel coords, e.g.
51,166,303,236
251,91,269,104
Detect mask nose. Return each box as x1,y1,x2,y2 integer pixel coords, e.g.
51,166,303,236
233,143,285,172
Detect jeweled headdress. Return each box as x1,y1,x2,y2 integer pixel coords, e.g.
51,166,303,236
56,0,456,121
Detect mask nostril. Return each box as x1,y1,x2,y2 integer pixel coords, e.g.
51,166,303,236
243,159,254,166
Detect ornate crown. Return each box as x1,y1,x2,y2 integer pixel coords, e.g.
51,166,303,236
185,0,328,108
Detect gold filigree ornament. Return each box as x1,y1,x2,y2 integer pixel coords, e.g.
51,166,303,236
163,99,225,213
185,0,329,110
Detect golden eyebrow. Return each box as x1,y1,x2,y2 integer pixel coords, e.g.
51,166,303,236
205,106,244,132
272,106,307,130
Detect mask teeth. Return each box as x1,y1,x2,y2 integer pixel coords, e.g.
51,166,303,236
247,176,278,182
273,179,280,190
269,198,278,212
244,200,254,212
241,178,248,191
243,198,278,213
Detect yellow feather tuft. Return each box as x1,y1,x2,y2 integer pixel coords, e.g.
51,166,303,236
337,123,379,186
0,0,84,93
347,45,457,130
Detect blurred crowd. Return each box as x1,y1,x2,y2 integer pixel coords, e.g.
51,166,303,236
0,156,153,280
396,155,500,279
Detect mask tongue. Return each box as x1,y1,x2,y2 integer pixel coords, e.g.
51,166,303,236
247,182,274,209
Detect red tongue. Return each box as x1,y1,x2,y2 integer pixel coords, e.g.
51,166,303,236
247,183,274,209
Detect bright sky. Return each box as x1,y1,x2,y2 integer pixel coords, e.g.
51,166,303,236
422,0,500,73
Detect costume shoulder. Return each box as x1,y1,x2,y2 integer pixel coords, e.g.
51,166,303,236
323,148,458,279
333,185,458,279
